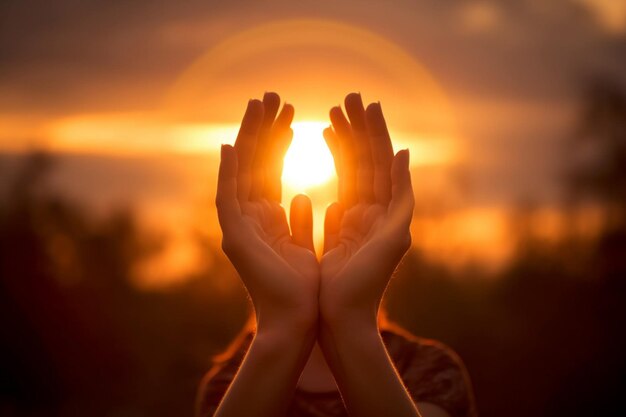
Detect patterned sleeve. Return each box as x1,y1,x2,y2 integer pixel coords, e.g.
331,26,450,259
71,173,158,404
195,335,253,417
385,332,477,417
195,360,236,417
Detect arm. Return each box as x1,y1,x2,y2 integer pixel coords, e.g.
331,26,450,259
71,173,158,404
210,93,319,417
319,93,450,417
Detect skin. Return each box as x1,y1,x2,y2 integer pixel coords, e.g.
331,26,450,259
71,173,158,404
212,92,450,417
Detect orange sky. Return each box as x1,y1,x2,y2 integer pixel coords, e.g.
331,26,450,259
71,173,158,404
0,1,623,287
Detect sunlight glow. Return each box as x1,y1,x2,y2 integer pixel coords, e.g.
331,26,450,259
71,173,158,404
282,121,335,189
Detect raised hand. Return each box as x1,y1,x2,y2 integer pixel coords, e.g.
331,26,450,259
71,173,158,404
314,93,420,417
216,92,318,333
320,92,415,325
212,93,321,417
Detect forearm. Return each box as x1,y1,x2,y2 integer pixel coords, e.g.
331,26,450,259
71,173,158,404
214,323,316,417
319,315,421,417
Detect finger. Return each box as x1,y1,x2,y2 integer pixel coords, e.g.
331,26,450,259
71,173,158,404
250,92,281,200
290,194,315,252
365,102,394,204
345,93,374,203
389,149,414,229
323,126,345,208
330,105,358,207
234,99,264,202
323,202,343,254
265,103,295,202
273,101,295,136
216,145,242,231
323,126,340,174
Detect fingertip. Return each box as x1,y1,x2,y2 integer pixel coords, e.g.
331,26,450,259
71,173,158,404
323,126,336,142
345,92,363,109
282,102,294,113
322,128,336,145
243,99,264,127
282,102,295,122
402,148,410,166
392,149,411,181
263,92,280,113
330,107,351,133
326,201,343,218
396,148,410,163
263,91,280,103
329,106,343,119
248,98,264,111
291,193,312,210
262,93,281,124
365,101,381,114
220,143,235,159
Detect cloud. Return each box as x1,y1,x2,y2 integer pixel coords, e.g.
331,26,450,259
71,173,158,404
577,0,626,34
1,0,625,207
0,0,623,114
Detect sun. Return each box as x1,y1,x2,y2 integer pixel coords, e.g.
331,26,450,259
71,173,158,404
282,121,335,190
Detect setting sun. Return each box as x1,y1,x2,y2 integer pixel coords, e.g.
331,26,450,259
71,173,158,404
282,121,335,189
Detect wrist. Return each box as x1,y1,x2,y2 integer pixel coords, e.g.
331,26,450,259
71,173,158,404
255,307,318,341
320,304,379,336
254,323,316,349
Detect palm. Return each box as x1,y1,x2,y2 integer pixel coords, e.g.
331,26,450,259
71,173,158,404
321,202,408,313
321,203,385,277
240,200,317,281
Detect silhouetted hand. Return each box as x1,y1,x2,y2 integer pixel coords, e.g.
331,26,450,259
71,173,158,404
320,93,415,326
216,93,319,333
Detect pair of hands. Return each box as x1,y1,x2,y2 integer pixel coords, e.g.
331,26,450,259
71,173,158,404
216,92,414,335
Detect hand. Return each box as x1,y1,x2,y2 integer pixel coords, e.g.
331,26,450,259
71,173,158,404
320,93,415,327
216,93,319,334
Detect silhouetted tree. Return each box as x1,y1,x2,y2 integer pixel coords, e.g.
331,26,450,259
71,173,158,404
568,77,626,228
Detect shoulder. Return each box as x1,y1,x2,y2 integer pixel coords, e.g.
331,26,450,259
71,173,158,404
381,327,477,417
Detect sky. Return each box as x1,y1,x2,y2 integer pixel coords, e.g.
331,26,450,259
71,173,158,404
1,1,624,112
1,0,625,284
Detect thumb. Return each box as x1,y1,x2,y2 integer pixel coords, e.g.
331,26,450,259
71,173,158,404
290,194,315,253
323,202,343,254
216,144,241,231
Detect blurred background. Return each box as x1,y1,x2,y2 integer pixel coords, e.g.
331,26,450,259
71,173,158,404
1,1,625,416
